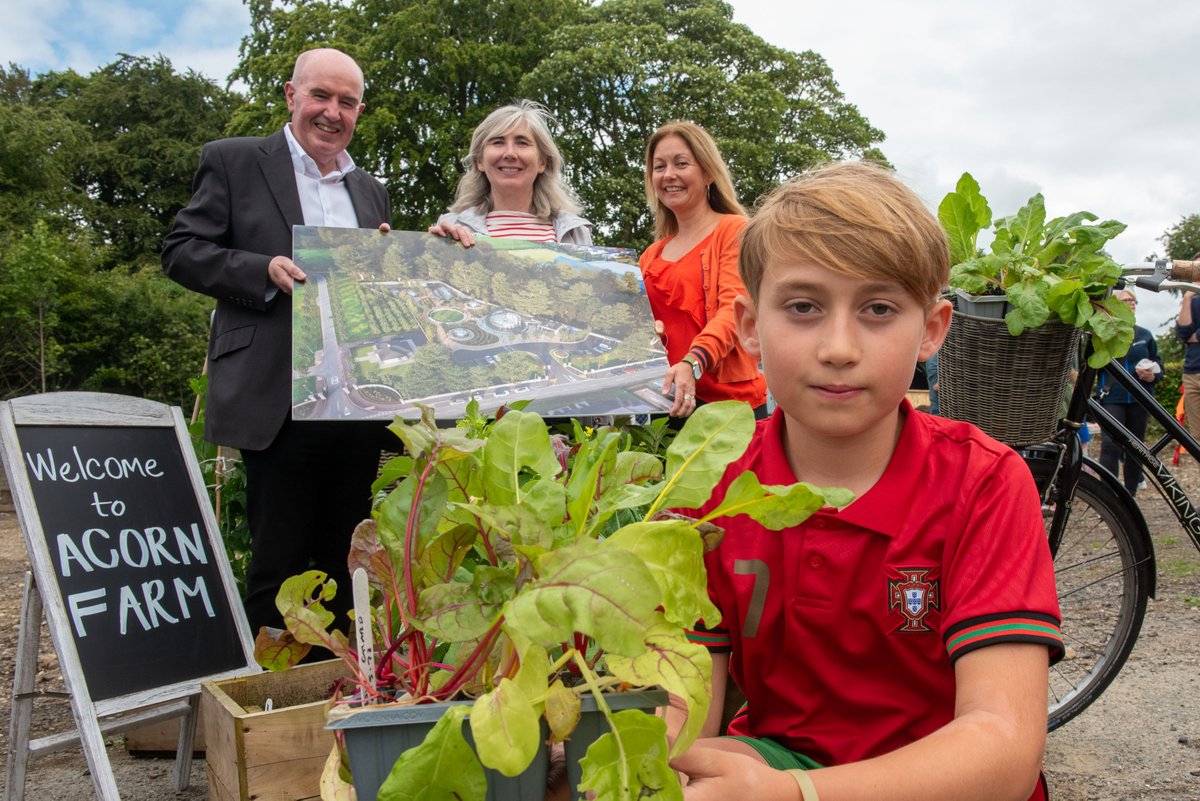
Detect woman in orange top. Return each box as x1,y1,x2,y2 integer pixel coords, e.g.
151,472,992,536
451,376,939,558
640,121,768,419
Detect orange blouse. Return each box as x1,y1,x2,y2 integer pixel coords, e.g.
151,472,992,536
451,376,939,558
639,214,766,406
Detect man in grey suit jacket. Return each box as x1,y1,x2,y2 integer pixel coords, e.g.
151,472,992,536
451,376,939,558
164,48,391,640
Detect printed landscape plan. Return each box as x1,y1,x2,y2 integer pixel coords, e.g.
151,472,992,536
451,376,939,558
290,226,670,421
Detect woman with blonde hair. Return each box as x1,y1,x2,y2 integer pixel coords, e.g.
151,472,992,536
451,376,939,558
639,120,766,418
430,100,592,246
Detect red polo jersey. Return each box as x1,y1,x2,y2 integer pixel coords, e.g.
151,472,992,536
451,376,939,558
690,401,1063,782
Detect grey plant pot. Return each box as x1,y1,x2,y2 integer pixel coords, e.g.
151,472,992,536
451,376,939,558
328,699,547,801
954,288,1010,319
327,689,668,801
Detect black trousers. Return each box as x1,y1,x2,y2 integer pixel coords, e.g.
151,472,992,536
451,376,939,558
1097,402,1149,494
240,418,392,639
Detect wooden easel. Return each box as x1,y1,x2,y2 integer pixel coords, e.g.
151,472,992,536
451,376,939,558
3,573,199,801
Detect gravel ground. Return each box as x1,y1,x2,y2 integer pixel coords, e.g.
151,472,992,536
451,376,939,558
1,460,1199,800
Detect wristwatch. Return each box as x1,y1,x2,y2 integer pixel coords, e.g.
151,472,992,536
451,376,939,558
682,355,702,380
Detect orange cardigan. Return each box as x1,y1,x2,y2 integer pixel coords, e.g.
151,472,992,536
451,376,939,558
638,214,763,387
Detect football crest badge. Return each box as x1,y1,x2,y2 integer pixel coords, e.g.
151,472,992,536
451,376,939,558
888,568,940,632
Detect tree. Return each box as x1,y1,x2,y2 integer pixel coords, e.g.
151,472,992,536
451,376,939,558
233,0,587,231
0,68,89,232
27,55,242,269
0,221,211,405
0,222,85,396
520,0,886,246
0,57,236,403
1158,214,1200,261
231,0,885,246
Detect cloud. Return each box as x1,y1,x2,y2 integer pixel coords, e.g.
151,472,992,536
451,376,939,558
731,0,1200,331
3,0,246,83
0,0,70,69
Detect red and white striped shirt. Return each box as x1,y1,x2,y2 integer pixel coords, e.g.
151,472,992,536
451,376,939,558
485,210,557,242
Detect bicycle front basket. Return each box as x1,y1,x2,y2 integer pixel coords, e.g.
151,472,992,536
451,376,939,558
937,300,1080,447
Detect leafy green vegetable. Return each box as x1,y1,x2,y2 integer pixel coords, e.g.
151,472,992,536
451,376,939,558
941,172,1134,367
377,706,484,801
265,401,852,800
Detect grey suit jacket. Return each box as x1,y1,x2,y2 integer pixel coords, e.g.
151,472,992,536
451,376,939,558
163,129,391,451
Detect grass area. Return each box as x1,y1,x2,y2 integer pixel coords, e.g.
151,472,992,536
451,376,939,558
357,360,408,390
1159,557,1200,579
292,285,324,367
1184,596,1200,609
294,247,334,271
333,276,372,341
291,375,317,403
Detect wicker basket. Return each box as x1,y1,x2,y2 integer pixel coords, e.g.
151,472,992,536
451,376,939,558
937,301,1080,447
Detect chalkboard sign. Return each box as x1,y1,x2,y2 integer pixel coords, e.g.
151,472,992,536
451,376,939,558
16,423,249,699
0,393,255,715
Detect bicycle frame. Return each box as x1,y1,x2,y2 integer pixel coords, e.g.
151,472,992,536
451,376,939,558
1031,348,1200,612
1086,359,1200,555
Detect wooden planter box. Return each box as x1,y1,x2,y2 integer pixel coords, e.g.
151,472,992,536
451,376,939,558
200,659,352,801
123,710,207,755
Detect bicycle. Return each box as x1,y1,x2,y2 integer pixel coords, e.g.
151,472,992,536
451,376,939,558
1015,258,1200,730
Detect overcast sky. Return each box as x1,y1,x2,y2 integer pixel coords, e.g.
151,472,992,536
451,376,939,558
6,0,1197,331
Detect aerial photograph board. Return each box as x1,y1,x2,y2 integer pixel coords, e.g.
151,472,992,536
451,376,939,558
290,226,670,421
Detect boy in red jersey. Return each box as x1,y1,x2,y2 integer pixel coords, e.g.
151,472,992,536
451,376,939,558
670,162,1063,801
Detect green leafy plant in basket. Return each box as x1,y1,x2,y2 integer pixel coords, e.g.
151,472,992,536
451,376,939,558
939,171,1134,367
257,400,851,801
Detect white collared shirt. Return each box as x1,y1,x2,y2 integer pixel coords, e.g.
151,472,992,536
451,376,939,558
283,123,360,228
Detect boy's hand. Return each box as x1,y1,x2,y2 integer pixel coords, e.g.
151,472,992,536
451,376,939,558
671,744,801,801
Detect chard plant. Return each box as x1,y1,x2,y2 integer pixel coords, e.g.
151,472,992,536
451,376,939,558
940,172,1134,367
258,400,850,801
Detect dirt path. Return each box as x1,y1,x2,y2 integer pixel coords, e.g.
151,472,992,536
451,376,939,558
1042,468,1200,800
0,469,1198,799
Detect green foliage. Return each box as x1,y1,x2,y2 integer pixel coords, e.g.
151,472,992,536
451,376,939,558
1157,214,1200,261
265,402,850,798
23,55,242,269
1154,330,1183,421
231,0,884,247
577,709,680,801
187,374,251,592
941,172,1133,368
0,56,238,405
377,706,485,800
521,0,886,246
0,220,92,397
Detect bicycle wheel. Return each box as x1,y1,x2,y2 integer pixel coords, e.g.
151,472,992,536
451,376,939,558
1026,458,1152,730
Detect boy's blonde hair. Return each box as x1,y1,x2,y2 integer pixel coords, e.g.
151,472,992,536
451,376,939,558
739,161,949,304
644,121,746,240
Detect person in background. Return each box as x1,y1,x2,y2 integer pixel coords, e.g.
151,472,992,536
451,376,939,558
163,48,392,641
1177,252,1200,460
1095,289,1160,494
639,121,767,419
429,100,591,246
924,352,940,415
